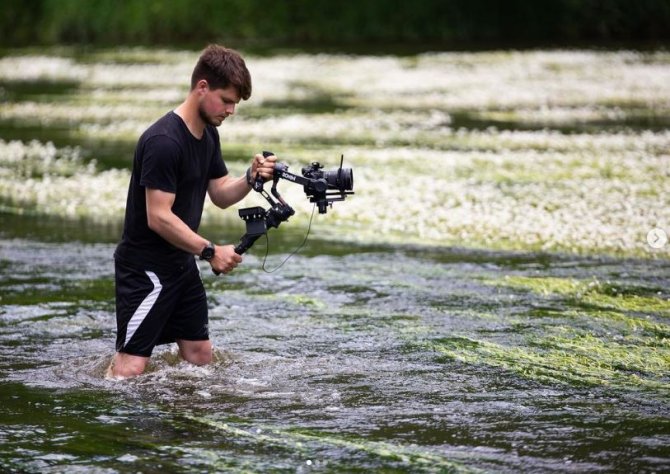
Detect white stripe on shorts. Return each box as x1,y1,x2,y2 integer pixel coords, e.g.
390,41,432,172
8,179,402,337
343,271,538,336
124,270,162,348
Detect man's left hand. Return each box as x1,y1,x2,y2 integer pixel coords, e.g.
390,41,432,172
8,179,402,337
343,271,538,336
252,153,277,182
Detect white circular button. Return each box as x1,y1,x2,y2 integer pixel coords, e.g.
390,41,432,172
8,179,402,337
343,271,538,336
647,228,668,249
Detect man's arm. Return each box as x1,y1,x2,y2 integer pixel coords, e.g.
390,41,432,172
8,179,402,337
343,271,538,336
208,153,278,209
207,174,252,209
146,188,241,273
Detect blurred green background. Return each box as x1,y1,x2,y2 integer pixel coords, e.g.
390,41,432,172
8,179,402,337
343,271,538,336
3,0,670,50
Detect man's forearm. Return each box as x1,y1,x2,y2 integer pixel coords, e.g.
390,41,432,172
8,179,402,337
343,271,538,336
209,174,252,209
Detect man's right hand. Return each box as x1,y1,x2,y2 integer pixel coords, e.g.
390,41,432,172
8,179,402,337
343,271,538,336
211,244,243,274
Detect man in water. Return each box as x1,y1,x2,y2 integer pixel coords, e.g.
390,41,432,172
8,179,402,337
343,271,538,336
109,44,276,378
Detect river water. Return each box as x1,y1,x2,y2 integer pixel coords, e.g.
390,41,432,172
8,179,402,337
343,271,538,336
1,218,668,473
1,47,670,473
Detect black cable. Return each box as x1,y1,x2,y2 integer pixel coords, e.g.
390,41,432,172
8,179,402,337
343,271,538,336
261,203,316,273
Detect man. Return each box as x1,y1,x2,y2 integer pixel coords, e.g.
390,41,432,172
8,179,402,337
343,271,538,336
109,44,276,378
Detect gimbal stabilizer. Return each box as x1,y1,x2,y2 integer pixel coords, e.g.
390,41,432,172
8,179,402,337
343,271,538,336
234,151,354,256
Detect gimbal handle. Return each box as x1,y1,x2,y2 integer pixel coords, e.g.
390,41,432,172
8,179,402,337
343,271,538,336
252,151,275,193
212,233,263,275
234,233,264,255
211,236,259,275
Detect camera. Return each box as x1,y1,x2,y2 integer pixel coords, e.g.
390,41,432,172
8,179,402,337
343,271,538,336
302,161,354,193
298,157,354,214
232,153,355,257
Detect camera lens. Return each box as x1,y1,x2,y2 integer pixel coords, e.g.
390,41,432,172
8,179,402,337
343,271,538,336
324,168,353,191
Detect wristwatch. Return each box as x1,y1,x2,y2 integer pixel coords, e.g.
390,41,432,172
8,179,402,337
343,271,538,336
200,242,215,261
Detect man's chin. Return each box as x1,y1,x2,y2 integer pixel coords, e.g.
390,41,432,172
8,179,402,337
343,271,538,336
199,111,224,127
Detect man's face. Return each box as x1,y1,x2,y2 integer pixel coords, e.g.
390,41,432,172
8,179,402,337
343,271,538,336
197,83,240,127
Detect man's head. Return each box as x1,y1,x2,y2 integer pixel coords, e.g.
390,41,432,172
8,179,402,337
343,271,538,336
191,44,252,127
191,44,252,100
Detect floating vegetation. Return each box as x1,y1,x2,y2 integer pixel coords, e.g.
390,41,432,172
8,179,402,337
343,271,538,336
428,333,670,395
418,276,670,395
0,139,128,221
1,49,669,257
181,415,475,473
493,276,670,316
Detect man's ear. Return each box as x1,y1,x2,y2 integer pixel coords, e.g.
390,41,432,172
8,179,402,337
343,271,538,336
195,79,209,95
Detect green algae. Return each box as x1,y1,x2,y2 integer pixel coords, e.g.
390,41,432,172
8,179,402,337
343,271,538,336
284,294,326,308
493,276,670,315
0,277,114,306
414,276,670,395
183,414,476,473
429,332,670,395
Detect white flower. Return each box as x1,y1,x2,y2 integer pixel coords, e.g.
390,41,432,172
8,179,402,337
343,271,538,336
1,49,668,256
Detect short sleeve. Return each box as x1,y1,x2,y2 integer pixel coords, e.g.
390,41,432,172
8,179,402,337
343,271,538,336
208,130,227,180
140,135,180,193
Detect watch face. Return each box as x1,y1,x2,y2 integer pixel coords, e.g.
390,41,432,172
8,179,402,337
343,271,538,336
202,244,215,260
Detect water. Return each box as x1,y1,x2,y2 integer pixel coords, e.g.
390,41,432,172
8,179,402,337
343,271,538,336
1,228,668,473
1,47,670,472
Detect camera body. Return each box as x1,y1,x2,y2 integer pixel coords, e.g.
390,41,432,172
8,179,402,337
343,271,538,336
298,160,354,214
302,161,354,194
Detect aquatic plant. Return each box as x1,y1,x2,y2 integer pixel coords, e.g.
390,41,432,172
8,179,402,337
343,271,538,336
182,414,475,473
419,276,670,395
1,50,669,257
494,276,670,316
429,331,670,395
0,139,128,220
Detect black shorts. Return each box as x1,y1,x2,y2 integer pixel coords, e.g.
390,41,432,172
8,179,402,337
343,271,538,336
115,258,209,357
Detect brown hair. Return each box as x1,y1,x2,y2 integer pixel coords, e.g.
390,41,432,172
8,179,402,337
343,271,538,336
191,44,252,100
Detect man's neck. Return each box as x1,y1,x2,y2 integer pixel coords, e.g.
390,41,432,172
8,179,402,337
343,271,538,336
174,97,205,139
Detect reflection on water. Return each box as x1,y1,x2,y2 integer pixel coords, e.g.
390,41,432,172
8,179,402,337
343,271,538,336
1,234,669,472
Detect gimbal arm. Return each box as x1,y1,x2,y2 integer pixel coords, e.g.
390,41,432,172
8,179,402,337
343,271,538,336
213,151,352,274
233,202,295,257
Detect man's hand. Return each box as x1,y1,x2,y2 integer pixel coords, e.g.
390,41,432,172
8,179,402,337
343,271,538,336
211,244,243,274
252,153,277,182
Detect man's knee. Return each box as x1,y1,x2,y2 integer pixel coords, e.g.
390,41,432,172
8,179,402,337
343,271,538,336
178,340,212,365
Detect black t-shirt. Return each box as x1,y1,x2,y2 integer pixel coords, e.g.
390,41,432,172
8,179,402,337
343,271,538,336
114,111,227,272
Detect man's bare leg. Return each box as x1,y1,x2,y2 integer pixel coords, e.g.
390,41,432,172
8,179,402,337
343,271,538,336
106,341,211,379
108,352,150,378
177,339,212,366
